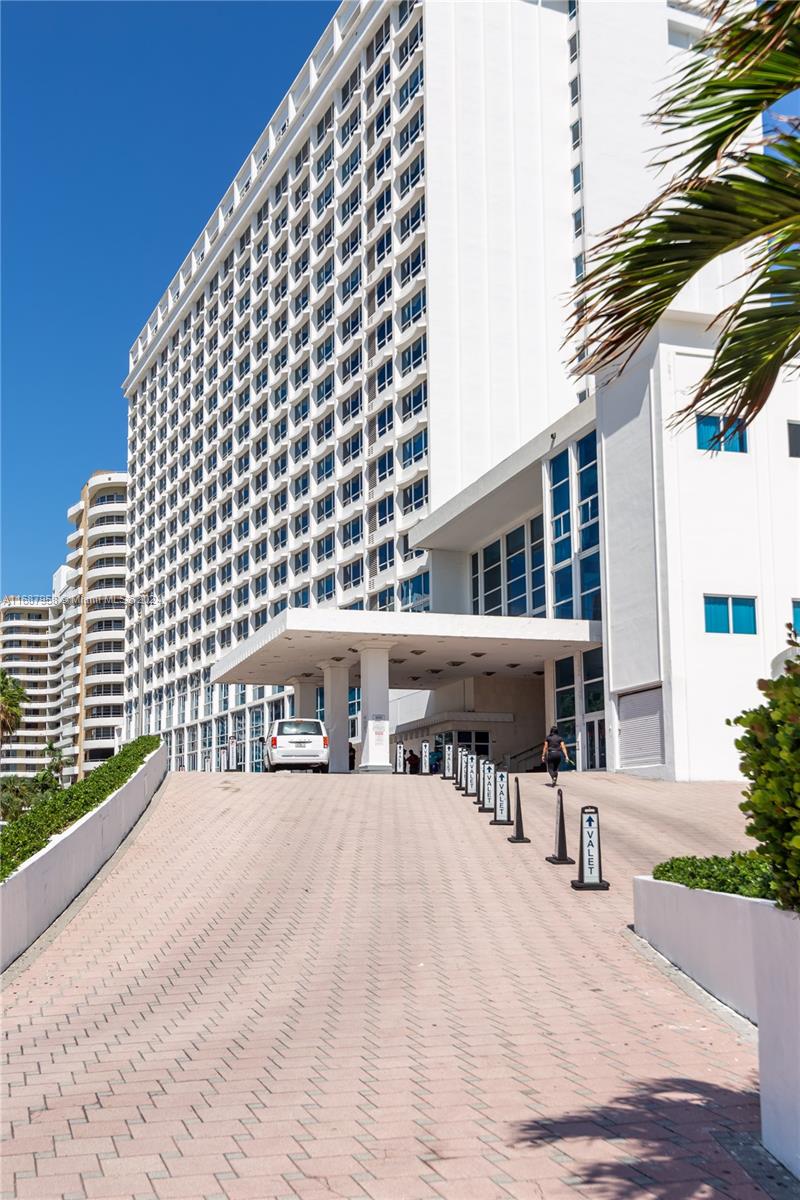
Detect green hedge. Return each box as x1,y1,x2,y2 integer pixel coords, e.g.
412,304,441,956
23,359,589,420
0,736,161,883
653,849,774,900
732,633,800,912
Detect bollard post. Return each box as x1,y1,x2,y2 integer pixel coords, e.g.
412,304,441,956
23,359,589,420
507,777,531,844
479,760,495,814
456,746,466,790
421,739,430,775
395,740,405,774
475,757,488,806
546,788,575,865
571,806,610,890
466,752,478,798
490,769,512,825
443,742,454,780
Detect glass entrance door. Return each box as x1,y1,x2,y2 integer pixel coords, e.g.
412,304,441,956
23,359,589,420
584,715,606,770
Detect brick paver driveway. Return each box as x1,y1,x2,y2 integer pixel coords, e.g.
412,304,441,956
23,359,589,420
3,771,774,1200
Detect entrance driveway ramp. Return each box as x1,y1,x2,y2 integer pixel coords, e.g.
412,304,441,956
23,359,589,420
3,771,774,1200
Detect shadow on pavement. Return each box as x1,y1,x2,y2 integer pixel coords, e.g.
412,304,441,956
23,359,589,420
508,1075,798,1199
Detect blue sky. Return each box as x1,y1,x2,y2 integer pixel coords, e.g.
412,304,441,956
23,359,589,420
1,0,337,596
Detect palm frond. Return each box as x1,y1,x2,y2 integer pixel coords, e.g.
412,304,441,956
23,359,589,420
568,137,800,384
677,246,800,427
653,0,800,176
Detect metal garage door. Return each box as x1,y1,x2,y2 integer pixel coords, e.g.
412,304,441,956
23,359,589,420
619,686,664,767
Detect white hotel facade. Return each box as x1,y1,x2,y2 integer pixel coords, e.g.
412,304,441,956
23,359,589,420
124,0,799,781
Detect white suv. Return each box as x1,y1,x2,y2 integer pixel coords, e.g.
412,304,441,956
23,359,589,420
266,719,330,772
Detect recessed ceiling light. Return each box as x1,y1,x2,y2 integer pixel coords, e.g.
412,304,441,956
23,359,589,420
390,658,406,664
470,652,485,658
410,649,424,655
484,671,495,676
446,661,464,667
429,668,442,674
506,663,520,669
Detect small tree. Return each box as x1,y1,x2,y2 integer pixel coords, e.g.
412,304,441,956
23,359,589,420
733,629,800,912
0,669,29,747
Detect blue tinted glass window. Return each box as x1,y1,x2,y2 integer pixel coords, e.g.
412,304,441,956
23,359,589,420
731,597,756,635
576,430,597,469
723,421,747,453
551,480,570,517
696,415,719,450
550,449,569,486
555,656,574,688
793,600,800,634
704,595,730,633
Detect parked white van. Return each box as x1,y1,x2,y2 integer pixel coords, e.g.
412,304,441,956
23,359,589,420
265,719,330,772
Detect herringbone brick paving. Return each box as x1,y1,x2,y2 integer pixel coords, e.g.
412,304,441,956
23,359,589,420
2,770,767,1199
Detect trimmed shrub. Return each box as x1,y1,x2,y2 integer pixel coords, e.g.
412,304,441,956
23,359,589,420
732,630,800,912
0,736,161,883
653,849,774,899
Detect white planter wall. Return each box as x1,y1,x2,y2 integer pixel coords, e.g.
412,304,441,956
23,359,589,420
634,875,800,1180
1,743,167,973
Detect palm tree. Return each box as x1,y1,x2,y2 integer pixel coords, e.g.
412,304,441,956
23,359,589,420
0,669,29,747
569,0,800,432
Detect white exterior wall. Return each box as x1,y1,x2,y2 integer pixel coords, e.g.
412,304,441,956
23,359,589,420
599,322,800,781
425,0,575,507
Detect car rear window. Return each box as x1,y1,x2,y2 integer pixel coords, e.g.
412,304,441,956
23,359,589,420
276,720,323,736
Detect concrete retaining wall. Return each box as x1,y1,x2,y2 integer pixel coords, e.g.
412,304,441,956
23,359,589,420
634,875,800,1179
1,743,167,972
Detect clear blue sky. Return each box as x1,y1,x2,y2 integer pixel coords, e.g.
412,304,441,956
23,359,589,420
1,0,337,596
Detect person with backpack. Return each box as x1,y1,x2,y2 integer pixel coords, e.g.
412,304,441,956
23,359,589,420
541,726,571,785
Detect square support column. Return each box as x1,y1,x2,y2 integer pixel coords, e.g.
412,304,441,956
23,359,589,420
288,678,318,722
320,661,350,773
358,643,392,773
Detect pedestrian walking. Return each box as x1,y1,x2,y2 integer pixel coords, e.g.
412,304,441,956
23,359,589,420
541,725,571,786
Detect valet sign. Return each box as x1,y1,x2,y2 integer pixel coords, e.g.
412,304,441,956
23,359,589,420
581,807,601,884
494,770,509,821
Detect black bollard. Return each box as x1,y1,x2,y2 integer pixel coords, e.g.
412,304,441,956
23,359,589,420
545,787,575,865
507,778,531,844
571,805,610,890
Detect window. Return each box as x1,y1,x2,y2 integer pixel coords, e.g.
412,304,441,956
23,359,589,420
377,540,394,572
572,163,582,193
571,119,582,149
531,514,546,616
399,61,423,111
401,334,426,376
316,573,335,602
343,559,363,589
550,449,572,619
400,287,426,330
573,208,584,238
482,540,502,615
696,415,748,453
375,585,394,612
579,552,601,620
554,656,577,761
704,595,757,635
401,429,427,467
793,599,800,634
399,571,429,612
787,421,800,457
574,253,585,282
317,531,334,561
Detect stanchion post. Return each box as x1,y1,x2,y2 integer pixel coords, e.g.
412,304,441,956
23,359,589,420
490,769,512,825
394,740,405,774
421,739,430,775
544,787,575,864
479,760,495,813
443,742,454,781
571,805,610,889
507,777,531,844
466,752,478,798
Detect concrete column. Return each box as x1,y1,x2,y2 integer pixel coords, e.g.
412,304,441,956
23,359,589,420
358,643,392,773
320,661,350,773
288,678,318,721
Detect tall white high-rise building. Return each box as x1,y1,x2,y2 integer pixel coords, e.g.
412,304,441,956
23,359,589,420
1,472,128,783
123,0,724,774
